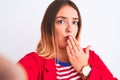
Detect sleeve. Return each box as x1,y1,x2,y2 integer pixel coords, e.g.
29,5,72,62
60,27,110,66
88,50,118,80
18,52,41,80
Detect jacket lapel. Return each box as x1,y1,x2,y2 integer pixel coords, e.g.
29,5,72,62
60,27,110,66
43,58,56,80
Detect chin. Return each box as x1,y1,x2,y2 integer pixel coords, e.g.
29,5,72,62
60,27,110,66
59,44,67,50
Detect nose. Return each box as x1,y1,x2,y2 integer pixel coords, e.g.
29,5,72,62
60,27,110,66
65,22,72,33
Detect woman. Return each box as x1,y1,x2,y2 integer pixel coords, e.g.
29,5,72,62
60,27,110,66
18,0,118,80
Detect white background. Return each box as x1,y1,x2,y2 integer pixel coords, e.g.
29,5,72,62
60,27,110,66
0,0,119,79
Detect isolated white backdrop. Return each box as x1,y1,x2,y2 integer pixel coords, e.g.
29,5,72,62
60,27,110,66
0,0,119,79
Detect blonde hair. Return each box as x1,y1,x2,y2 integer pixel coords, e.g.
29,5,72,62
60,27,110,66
36,0,82,59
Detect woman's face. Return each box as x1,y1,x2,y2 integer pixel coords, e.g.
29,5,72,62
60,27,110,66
54,5,79,49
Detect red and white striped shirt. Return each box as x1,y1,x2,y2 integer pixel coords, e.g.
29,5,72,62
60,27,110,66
55,59,81,80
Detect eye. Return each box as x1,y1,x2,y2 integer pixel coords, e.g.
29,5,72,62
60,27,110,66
56,20,65,24
73,21,78,25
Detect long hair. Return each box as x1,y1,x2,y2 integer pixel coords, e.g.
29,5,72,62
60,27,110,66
36,0,82,59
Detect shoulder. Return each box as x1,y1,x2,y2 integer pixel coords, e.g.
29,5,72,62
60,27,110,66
89,50,100,59
18,52,45,66
89,50,98,57
88,49,103,66
83,48,99,58
24,52,44,60
18,52,46,80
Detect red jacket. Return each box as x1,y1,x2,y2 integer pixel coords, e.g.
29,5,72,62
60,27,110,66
18,50,117,80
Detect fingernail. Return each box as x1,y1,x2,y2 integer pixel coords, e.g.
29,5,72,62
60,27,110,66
69,36,72,39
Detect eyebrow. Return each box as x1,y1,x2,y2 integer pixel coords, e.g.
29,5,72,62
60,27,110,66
56,16,79,20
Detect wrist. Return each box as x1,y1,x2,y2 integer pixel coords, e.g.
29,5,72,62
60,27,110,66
79,64,92,79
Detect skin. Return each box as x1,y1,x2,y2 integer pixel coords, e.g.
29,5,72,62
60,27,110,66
54,5,91,73
0,55,27,80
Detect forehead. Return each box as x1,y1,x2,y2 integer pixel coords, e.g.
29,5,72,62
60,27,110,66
56,5,78,18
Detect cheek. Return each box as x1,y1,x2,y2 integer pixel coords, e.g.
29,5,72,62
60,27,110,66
55,25,65,36
55,28,63,41
73,26,78,36
55,28,61,37
54,27,66,43
55,30,64,41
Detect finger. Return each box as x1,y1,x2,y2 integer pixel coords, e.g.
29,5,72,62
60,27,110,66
71,36,83,53
67,39,72,50
69,36,78,53
66,46,72,58
85,45,91,55
67,40,75,55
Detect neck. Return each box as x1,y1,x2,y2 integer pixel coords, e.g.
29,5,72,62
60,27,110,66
56,48,69,63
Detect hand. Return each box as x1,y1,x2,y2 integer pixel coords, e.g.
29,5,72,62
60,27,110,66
66,36,91,73
0,55,27,80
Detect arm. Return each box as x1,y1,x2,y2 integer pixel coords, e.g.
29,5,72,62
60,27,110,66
0,54,26,80
88,51,118,80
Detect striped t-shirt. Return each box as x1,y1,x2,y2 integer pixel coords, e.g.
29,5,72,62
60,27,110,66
55,59,81,80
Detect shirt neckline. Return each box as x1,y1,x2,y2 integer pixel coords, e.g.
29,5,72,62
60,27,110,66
55,58,71,66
